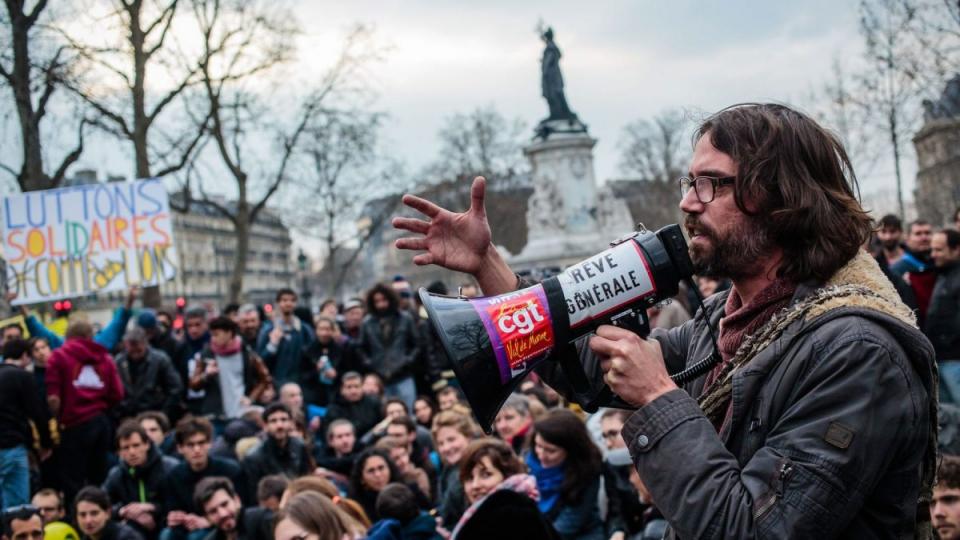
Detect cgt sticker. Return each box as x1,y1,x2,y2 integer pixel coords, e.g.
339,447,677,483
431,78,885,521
470,285,555,384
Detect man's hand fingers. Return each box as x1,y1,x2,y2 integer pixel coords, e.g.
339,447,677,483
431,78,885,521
395,237,428,251
589,334,621,357
412,253,435,266
595,324,640,341
402,194,443,218
470,176,487,216
392,217,431,234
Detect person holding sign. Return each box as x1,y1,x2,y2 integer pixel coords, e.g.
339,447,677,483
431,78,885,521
393,104,937,537
11,287,138,354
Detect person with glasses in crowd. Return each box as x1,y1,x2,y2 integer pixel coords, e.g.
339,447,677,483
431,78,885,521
394,103,937,537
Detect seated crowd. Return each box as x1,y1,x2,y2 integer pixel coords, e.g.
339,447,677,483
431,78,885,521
1,278,702,540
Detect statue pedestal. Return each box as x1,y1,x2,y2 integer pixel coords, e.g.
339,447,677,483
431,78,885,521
509,131,634,270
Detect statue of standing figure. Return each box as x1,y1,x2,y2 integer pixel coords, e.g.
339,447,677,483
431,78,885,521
541,27,575,121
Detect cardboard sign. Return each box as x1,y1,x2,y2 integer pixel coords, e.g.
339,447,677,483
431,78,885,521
471,286,555,384
1,179,178,305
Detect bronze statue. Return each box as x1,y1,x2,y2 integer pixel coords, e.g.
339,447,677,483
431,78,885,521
541,27,575,121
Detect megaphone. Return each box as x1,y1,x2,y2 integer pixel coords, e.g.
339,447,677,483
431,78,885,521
420,224,698,433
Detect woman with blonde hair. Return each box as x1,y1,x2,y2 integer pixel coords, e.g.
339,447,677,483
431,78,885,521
431,409,480,529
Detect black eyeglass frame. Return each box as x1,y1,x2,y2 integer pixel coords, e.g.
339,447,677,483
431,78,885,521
679,175,736,204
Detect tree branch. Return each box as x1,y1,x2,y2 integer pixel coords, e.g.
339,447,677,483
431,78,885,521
50,119,88,185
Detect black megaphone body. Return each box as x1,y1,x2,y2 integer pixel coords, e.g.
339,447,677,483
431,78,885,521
419,224,695,433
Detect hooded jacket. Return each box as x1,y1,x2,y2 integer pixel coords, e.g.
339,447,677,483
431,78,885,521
45,337,124,428
102,443,179,525
535,251,937,539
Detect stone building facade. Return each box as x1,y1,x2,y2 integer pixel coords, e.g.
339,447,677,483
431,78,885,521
167,195,294,306
914,75,960,226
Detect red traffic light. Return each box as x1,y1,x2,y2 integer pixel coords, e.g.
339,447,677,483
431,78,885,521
264,304,273,314
54,301,62,311
176,297,186,308
63,300,72,311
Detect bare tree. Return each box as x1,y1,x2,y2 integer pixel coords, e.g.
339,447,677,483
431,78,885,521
858,0,928,218
188,1,383,303
60,0,206,180
288,110,408,297
904,0,960,79
0,0,85,191
811,58,882,180
425,105,528,188
618,108,691,183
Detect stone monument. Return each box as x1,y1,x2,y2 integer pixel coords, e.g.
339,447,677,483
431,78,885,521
510,27,633,269
913,74,960,226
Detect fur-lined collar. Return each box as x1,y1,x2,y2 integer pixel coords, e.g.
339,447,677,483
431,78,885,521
799,250,917,328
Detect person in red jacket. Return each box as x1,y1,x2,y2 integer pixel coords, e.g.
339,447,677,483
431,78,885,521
45,319,124,505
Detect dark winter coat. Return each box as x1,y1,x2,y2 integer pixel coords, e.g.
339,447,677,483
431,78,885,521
323,394,383,438
80,521,144,540
0,363,51,450
535,252,937,538
102,443,178,527
358,311,421,384
925,261,960,360
300,338,350,406
115,347,183,419
241,436,312,501
164,456,246,513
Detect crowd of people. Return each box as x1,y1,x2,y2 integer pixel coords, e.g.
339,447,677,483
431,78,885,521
0,274,701,540
0,210,959,540
2,105,960,539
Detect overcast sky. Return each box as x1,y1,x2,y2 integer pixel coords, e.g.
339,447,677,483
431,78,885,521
289,0,894,189
3,0,922,207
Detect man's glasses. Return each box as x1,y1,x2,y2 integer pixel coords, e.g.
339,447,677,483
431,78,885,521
679,175,736,204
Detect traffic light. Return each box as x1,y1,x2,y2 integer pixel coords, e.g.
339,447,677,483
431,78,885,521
264,303,273,315
53,300,72,317
176,297,186,314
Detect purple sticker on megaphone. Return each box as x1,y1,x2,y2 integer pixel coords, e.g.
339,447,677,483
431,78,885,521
469,285,555,384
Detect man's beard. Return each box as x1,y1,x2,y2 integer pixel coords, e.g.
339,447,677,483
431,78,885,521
880,237,900,251
685,214,774,281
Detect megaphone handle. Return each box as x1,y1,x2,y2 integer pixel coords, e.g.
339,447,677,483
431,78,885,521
560,343,592,395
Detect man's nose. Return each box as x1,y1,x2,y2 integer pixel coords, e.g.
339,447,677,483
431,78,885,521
679,187,703,214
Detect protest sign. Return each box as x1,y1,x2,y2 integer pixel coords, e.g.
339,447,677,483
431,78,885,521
1,178,178,305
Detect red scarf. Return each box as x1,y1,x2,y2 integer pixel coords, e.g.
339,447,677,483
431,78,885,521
702,278,796,430
211,336,243,357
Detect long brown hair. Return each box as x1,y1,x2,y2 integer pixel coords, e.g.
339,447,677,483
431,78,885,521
275,491,355,540
530,409,601,505
696,103,873,283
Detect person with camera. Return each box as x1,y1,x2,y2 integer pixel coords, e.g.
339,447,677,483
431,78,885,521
393,103,937,538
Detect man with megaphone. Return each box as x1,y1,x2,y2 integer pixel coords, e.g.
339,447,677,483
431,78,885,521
394,103,937,539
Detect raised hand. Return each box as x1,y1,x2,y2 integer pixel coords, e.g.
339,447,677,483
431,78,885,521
393,176,493,274
394,177,518,295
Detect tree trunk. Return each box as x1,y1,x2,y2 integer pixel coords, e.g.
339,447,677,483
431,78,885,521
228,203,251,304
889,108,905,219
7,4,48,192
